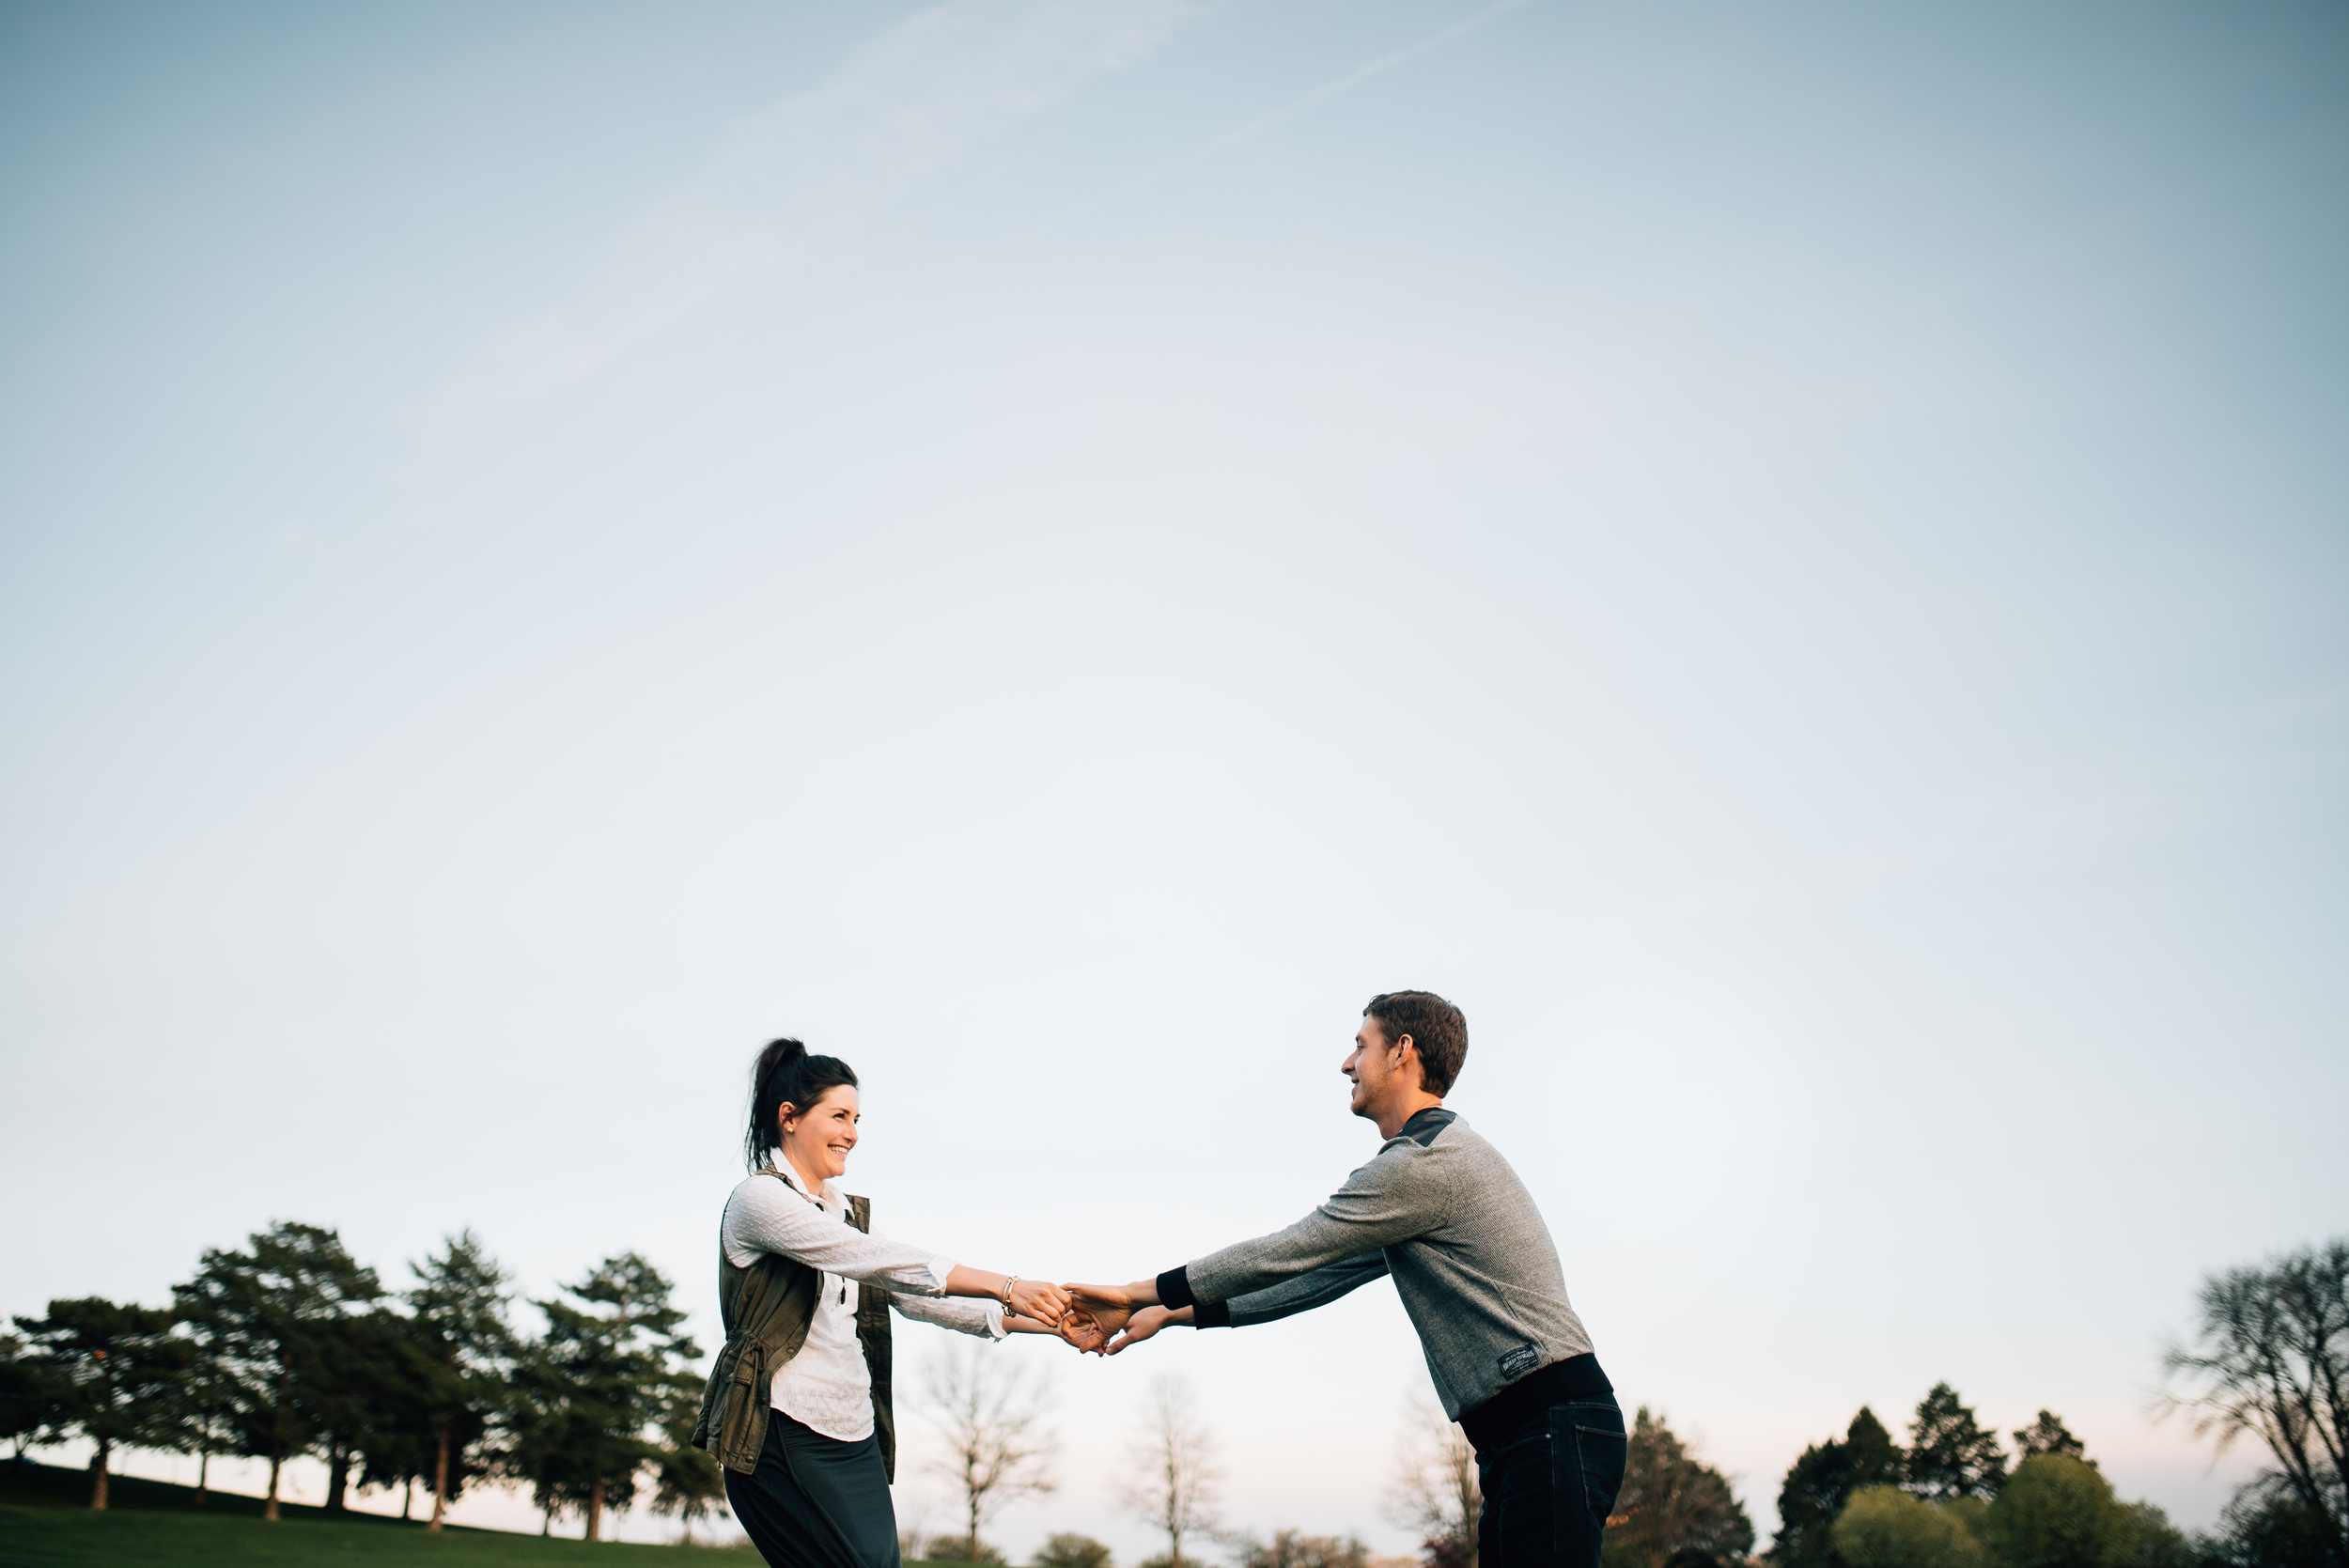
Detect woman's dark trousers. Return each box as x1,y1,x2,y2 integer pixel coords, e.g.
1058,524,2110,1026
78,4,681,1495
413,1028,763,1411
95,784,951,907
725,1410,901,1568
1475,1394,1627,1568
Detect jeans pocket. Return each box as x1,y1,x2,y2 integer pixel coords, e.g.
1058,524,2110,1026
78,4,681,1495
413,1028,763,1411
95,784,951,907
1572,1421,1628,1525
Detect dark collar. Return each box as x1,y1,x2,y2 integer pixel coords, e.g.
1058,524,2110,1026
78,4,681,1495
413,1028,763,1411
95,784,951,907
1397,1106,1456,1147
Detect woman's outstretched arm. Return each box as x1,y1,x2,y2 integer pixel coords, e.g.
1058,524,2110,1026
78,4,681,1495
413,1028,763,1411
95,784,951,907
887,1291,1102,1348
725,1184,1070,1325
941,1265,1072,1327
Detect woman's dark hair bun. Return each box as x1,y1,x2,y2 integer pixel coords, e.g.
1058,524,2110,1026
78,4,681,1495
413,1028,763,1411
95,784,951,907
744,1037,858,1172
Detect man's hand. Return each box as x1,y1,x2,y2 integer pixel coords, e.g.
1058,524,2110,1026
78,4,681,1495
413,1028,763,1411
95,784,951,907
1105,1305,1182,1355
1062,1281,1143,1345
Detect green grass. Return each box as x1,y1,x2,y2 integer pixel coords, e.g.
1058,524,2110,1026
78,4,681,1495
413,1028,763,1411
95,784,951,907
0,1460,762,1565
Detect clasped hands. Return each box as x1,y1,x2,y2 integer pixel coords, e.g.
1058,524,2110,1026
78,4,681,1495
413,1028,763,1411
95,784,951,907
1003,1279,1172,1357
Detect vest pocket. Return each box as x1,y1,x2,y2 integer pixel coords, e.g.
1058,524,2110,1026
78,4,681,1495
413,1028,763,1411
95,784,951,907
720,1349,765,1464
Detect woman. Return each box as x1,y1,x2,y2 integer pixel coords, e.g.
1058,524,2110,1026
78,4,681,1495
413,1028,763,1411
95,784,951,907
692,1038,1080,1568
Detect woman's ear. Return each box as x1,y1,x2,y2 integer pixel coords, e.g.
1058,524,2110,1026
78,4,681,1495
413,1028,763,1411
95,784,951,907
777,1102,799,1131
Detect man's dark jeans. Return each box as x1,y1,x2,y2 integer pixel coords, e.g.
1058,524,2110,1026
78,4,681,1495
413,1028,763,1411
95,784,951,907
1475,1394,1627,1568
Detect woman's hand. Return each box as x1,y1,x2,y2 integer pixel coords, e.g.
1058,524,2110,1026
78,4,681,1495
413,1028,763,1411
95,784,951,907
1004,1277,1073,1327
1055,1306,1112,1354
943,1266,1072,1327
1005,1311,1105,1349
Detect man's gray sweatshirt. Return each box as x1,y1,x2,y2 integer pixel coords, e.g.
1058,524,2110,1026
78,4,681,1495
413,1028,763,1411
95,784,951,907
1156,1108,1597,1421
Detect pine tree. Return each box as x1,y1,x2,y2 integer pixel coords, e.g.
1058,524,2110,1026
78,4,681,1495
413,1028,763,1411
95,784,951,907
1906,1383,2007,1500
404,1231,517,1532
648,1361,727,1543
11,1297,195,1509
174,1345,241,1507
310,1306,436,1512
505,1338,587,1536
2012,1410,2089,1464
526,1252,700,1541
352,1370,443,1523
0,1330,73,1465
172,1221,384,1520
1770,1407,1904,1568
1603,1406,1755,1568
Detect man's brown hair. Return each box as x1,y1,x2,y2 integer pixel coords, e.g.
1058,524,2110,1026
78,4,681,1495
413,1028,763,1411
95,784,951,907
1362,990,1469,1097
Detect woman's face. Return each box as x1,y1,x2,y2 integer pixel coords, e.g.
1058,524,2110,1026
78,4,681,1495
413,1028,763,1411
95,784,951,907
780,1083,861,1183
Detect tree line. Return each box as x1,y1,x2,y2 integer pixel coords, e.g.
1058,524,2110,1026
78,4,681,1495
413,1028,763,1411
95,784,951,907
0,1220,723,1542
1369,1234,2345,1568
1388,1235,2349,1568
1762,1236,2349,1568
8,1230,2341,1567
984,1374,1753,1568
1387,1394,1754,1568
1766,1383,2192,1568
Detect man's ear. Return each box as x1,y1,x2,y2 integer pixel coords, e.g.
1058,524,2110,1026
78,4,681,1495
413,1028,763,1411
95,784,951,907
1394,1033,1425,1088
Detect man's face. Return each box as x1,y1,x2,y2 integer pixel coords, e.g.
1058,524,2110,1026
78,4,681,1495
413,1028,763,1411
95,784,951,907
1342,1016,1410,1119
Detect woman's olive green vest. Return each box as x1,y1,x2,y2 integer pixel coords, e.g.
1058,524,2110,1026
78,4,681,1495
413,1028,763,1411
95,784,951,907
692,1172,896,1478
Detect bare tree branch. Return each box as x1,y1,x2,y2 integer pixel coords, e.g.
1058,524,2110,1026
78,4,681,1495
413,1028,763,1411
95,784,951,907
1388,1393,1480,1568
2158,1238,2349,1568
921,1340,1056,1559
1121,1374,1221,1568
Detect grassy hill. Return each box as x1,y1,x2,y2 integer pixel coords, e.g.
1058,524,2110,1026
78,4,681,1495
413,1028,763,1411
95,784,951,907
0,1459,763,1566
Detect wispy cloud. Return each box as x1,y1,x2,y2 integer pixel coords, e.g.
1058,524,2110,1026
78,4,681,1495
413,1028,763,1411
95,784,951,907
1054,0,1534,216
431,0,1197,420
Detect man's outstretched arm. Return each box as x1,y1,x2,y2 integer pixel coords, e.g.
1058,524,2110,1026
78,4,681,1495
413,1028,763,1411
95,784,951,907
1097,1250,1392,1352
1067,1142,1441,1339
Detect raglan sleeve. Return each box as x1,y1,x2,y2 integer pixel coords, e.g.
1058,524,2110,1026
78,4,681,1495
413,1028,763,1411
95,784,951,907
1200,1250,1391,1328
1159,1144,1446,1311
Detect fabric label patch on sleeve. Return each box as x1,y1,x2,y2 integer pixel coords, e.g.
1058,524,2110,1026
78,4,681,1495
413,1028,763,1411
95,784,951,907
1499,1344,1541,1380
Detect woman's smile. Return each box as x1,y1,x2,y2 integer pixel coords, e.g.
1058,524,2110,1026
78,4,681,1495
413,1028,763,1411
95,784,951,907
783,1084,862,1184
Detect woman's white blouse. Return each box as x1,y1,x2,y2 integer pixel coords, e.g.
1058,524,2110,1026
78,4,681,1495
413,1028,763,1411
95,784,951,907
722,1169,1004,1442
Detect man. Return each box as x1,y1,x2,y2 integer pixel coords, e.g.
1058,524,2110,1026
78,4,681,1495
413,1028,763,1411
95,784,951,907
1067,991,1623,1568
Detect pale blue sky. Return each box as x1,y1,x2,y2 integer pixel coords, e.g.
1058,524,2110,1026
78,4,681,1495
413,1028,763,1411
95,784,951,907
3,0,2344,1551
